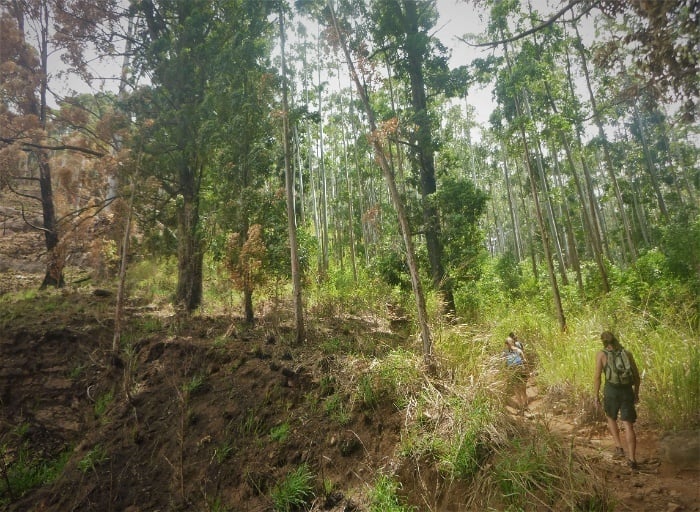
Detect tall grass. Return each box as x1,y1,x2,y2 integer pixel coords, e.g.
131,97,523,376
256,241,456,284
473,259,700,430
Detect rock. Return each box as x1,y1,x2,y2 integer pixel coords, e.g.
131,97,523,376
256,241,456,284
659,430,700,470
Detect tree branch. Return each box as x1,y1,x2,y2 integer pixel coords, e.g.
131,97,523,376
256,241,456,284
0,137,105,158
460,0,594,48
20,203,49,233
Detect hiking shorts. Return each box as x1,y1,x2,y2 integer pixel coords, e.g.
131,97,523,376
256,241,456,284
603,383,637,422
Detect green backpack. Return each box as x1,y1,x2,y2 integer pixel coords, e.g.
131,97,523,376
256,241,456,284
604,348,633,385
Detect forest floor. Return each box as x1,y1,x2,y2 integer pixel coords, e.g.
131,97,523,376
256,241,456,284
0,224,698,511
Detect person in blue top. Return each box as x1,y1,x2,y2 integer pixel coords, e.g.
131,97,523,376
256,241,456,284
504,337,528,412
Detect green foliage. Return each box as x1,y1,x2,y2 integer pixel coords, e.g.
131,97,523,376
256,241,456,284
440,396,496,479
369,349,423,408
269,423,291,443
369,473,415,512
0,444,70,505
494,435,557,502
495,251,523,296
183,375,205,394
488,426,611,511
643,333,700,429
239,409,264,437
324,394,351,426
214,441,234,464
127,259,177,304
94,391,114,421
270,464,315,512
77,444,108,473
207,496,233,512
67,363,86,380
369,247,413,292
661,212,700,283
431,175,488,283
356,374,378,410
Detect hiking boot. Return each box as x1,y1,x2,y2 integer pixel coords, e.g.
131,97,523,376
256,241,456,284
628,459,639,470
613,447,625,460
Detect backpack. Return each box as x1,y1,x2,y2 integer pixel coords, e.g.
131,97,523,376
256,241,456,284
604,348,633,385
505,349,523,367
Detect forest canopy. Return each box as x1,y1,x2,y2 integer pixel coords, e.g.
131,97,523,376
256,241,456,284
0,0,697,336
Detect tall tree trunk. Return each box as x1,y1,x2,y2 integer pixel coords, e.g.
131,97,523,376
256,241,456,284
316,25,329,276
279,9,305,344
574,25,636,263
502,35,566,330
401,0,455,313
328,1,432,360
545,68,610,292
175,167,203,312
336,69,359,282
633,104,669,222
552,150,584,294
502,151,522,261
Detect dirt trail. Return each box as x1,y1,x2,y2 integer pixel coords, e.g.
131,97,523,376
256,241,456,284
523,380,700,512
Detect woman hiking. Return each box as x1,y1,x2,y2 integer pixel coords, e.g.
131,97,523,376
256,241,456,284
593,331,641,470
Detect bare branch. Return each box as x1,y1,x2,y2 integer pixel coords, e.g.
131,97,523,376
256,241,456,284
20,203,49,233
4,178,42,203
460,0,594,48
0,137,106,158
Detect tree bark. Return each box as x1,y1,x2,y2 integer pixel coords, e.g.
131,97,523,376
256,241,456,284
328,1,432,360
401,0,455,313
279,9,306,344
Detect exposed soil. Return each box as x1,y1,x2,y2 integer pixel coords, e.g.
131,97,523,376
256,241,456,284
0,223,698,511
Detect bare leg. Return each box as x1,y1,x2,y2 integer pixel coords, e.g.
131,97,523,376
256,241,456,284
606,416,623,450
622,421,637,462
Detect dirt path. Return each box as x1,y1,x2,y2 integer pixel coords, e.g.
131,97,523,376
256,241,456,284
523,380,700,512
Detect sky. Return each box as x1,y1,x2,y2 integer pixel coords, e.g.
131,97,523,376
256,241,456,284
47,0,589,128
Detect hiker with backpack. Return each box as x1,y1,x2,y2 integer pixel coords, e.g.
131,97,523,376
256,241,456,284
504,337,528,413
594,331,641,469
508,332,524,352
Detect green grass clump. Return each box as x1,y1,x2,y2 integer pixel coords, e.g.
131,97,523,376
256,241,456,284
0,444,70,505
369,473,415,512
443,396,498,479
324,394,351,426
77,444,108,473
269,423,291,443
270,463,315,512
465,424,611,511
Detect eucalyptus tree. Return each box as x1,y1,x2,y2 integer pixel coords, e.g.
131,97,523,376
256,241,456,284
0,0,121,288
486,0,567,329
128,0,274,313
279,3,306,341
320,0,433,360
368,0,459,312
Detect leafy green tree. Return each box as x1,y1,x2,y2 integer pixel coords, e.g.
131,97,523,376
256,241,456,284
128,0,274,312
369,0,461,312
430,175,488,285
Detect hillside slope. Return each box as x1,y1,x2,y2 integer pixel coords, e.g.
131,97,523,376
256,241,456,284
0,286,698,511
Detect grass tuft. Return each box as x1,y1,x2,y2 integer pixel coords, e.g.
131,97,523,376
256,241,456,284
270,463,314,512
